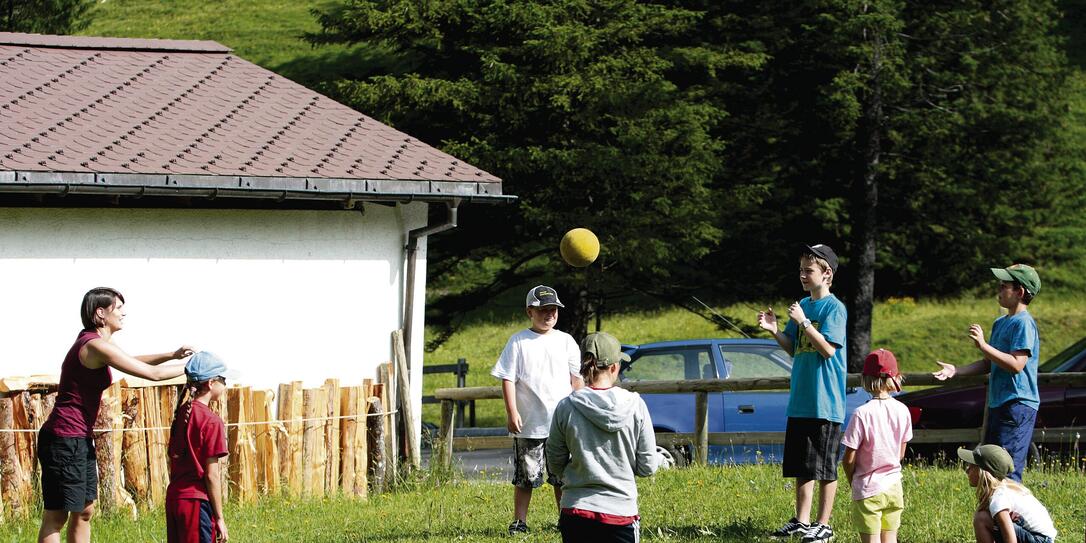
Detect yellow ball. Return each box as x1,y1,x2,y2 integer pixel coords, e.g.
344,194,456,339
560,228,600,267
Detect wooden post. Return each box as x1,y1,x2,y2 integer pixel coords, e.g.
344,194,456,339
340,385,368,498
121,387,149,503
227,387,257,502
301,388,327,497
0,394,30,516
437,399,456,471
93,383,135,516
252,390,280,496
277,381,303,497
694,392,709,465
366,396,385,494
323,379,341,494
10,392,33,486
392,330,420,470
144,388,169,505
210,389,230,502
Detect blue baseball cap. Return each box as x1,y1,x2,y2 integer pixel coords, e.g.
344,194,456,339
184,351,239,382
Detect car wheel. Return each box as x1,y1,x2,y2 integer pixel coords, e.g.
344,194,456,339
659,444,690,468
1027,442,1041,468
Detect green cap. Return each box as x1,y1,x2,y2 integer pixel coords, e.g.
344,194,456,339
957,444,1014,480
581,332,631,368
991,264,1041,296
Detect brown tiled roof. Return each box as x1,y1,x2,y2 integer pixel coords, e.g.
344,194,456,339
0,32,503,203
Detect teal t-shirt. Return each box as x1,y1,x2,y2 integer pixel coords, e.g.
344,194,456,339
988,311,1040,410
783,294,848,423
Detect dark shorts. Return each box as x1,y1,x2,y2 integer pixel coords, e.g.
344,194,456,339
783,417,841,481
984,401,1037,483
511,437,560,489
37,430,98,512
166,498,217,543
559,513,639,543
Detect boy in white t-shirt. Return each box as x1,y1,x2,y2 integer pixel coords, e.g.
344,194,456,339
841,349,913,543
491,285,584,535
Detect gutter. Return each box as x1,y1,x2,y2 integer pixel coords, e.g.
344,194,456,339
402,200,459,373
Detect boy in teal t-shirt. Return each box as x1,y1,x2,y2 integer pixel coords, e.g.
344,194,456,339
757,244,847,543
933,264,1041,482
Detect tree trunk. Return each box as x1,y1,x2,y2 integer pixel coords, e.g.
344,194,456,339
848,17,884,373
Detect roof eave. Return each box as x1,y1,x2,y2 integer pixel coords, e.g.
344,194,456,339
0,170,515,206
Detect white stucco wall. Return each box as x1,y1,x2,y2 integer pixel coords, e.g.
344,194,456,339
0,204,428,411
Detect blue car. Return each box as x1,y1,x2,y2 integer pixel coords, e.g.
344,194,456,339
619,338,871,465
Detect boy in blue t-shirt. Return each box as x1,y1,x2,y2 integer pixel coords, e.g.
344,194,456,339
933,263,1041,482
757,244,847,543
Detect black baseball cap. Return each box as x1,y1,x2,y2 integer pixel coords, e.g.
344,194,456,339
526,285,565,308
803,244,839,273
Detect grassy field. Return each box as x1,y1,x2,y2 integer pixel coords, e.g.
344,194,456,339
5,463,1084,542
422,294,1086,428
80,0,396,87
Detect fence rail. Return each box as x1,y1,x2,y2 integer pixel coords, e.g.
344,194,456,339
432,372,1086,467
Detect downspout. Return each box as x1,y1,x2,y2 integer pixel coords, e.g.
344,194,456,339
403,199,459,371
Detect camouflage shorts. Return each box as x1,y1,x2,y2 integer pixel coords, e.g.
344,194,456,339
511,437,560,489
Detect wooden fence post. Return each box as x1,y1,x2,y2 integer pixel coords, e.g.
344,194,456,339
121,387,149,504
227,387,257,502
0,394,29,516
253,390,280,496
302,388,327,497
694,392,709,466
94,383,133,516
366,396,385,494
323,379,341,494
437,399,456,471
277,381,303,497
392,330,420,471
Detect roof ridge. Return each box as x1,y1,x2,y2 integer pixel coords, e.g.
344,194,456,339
0,32,231,53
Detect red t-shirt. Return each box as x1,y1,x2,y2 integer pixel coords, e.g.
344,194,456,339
166,401,227,501
41,330,111,438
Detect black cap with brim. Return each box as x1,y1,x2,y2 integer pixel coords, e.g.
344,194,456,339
803,244,839,273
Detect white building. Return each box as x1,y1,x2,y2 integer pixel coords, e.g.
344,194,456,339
0,32,511,443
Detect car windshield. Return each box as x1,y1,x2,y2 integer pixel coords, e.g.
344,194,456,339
1038,335,1086,372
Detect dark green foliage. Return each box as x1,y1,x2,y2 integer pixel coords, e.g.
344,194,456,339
309,0,764,339
1,0,94,34
309,0,1076,344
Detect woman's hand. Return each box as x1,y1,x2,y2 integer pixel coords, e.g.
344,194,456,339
173,345,196,360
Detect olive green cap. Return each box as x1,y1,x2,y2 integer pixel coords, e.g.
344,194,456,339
581,332,631,368
957,444,1014,480
991,264,1041,296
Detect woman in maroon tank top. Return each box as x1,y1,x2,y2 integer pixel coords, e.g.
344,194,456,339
37,287,194,543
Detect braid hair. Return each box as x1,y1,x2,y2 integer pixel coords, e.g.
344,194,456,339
580,355,604,385
168,380,208,458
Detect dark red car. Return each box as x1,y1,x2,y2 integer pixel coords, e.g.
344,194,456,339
898,336,1086,459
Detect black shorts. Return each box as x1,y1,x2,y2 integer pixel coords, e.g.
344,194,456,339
782,417,841,481
38,429,98,512
559,513,639,543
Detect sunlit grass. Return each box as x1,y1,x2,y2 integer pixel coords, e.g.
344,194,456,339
5,463,1083,542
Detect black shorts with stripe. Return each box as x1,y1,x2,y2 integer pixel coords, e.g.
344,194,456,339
782,417,842,481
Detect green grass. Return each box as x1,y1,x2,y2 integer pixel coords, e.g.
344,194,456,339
80,0,399,87
422,294,1086,428
5,463,1084,542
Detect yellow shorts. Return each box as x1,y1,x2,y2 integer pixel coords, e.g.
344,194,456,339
851,482,904,535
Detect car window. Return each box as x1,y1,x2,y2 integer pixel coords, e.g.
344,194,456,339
719,346,791,379
622,348,712,381
1038,336,1086,372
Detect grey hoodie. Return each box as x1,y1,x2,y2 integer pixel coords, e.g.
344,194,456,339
546,386,661,517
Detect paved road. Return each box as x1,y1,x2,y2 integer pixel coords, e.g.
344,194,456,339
421,446,513,482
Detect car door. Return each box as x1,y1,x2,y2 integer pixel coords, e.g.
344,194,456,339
620,345,723,435
717,343,792,433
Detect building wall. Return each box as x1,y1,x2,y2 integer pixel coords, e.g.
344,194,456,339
0,204,429,403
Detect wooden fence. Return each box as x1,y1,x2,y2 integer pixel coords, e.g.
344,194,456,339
0,374,398,520
432,372,1086,468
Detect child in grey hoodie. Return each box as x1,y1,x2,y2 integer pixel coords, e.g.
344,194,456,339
546,332,666,543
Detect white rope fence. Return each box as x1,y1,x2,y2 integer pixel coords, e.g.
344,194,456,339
0,410,400,434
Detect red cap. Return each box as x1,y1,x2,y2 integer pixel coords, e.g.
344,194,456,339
863,349,901,391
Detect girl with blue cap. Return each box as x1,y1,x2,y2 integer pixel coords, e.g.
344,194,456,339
166,352,238,543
